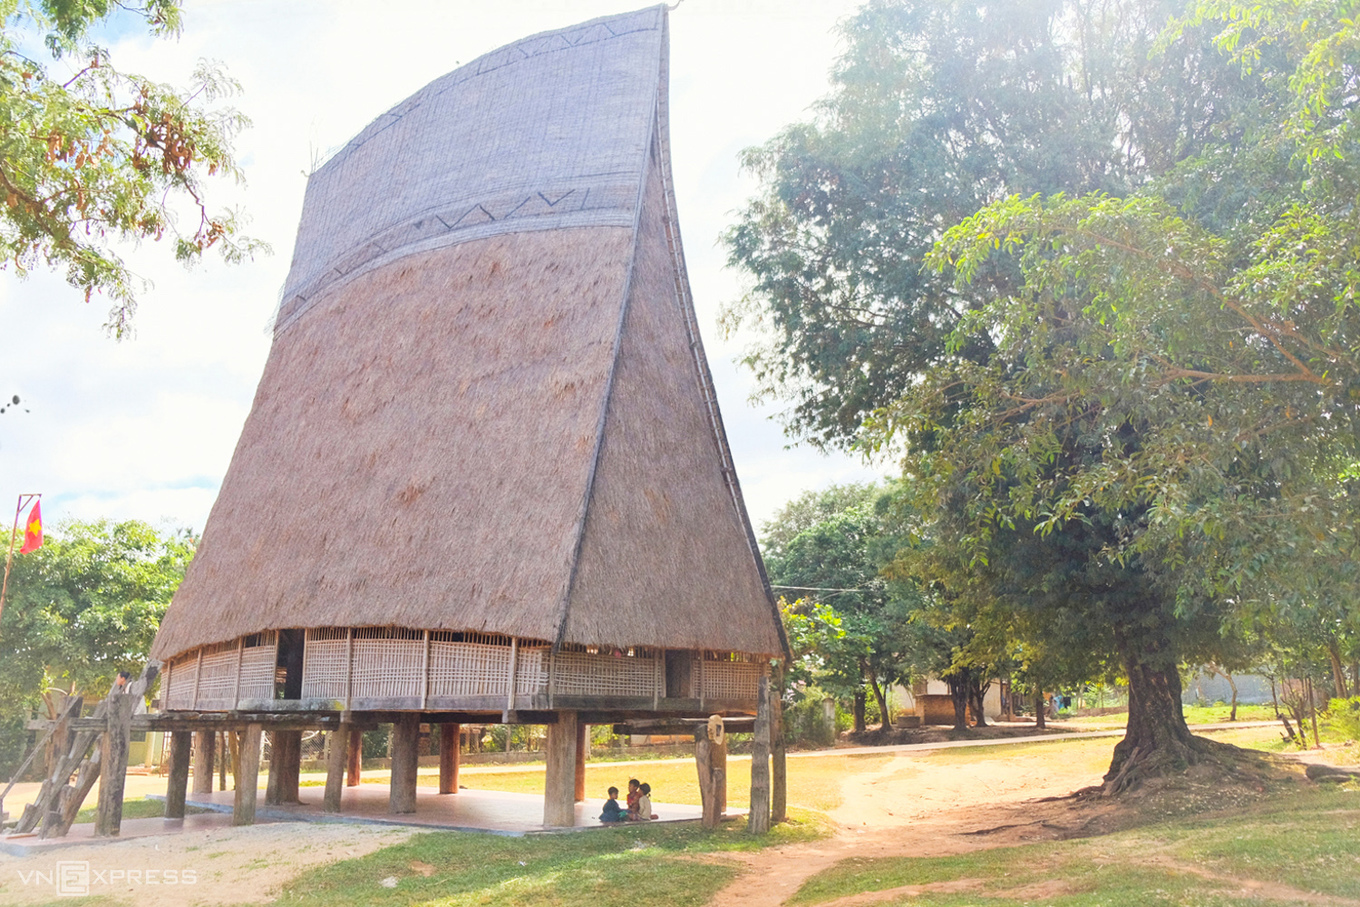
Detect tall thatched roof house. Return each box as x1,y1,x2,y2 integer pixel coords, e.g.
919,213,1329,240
149,6,784,826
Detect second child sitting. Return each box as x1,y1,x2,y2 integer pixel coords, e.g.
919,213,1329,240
599,786,627,823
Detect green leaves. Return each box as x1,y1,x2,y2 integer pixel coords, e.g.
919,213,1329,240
0,0,266,335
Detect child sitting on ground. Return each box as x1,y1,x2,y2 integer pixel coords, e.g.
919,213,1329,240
631,782,657,821
625,778,641,817
599,786,627,823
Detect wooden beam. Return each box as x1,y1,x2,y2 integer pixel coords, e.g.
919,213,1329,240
389,714,419,815
164,731,192,819
543,711,578,827
233,724,261,825
192,729,216,795
439,723,460,795
323,726,347,814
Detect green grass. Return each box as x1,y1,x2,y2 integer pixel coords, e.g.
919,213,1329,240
276,811,831,907
456,753,890,814
787,784,1360,906
1181,703,1278,724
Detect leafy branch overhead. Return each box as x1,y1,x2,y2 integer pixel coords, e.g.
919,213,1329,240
0,0,267,335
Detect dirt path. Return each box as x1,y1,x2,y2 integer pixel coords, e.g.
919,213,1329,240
707,738,1120,907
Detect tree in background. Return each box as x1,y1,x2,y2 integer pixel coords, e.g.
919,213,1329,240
0,0,265,335
765,487,915,731
726,0,1318,790
0,519,192,776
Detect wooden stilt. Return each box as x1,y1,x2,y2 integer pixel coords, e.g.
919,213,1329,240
543,712,578,827
233,724,262,826
192,729,216,795
323,727,348,814
347,727,363,787
574,720,587,802
265,730,302,805
94,685,139,837
218,731,228,790
265,730,284,805
439,723,460,794
748,674,771,834
229,729,241,790
164,731,192,819
389,715,419,814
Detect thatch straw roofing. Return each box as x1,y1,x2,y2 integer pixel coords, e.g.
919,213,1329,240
151,5,786,664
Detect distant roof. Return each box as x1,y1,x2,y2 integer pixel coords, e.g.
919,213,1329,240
275,6,666,336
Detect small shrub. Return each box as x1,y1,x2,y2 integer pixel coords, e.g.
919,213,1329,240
1326,697,1360,743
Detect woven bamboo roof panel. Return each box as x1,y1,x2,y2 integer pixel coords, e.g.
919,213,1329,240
151,5,785,664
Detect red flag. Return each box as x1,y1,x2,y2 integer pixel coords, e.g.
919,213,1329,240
19,501,42,554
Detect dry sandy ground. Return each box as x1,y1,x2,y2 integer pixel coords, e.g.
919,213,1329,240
0,726,1295,906
708,738,1122,907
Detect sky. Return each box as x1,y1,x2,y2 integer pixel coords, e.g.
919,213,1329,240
0,0,884,541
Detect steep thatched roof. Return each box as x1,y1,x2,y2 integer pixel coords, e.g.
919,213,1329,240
151,5,785,663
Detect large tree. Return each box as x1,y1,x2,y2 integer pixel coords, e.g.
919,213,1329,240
901,3,1357,785
0,0,263,335
0,519,192,775
726,0,1302,790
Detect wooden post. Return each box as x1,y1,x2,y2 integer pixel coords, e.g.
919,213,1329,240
94,689,138,837
323,727,348,814
266,730,302,805
439,723,461,794
748,673,771,834
695,715,726,828
347,727,363,786
219,731,228,790
543,712,578,827
229,729,241,790
233,724,261,826
714,723,727,817
192,729,216,795
389,715,419,814
265,730,284,805
574,720,588,802
164,731,192,820
772,664,787,825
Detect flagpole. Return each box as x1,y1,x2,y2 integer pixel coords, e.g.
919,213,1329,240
0,493,39,627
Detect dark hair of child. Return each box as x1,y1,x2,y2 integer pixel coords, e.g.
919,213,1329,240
608,786,619,797
639,782,651,795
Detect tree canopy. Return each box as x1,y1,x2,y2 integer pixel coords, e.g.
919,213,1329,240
727,0,1356,789
0,519,192,774
0,0,264,335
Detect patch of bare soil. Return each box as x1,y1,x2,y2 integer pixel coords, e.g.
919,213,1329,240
0,822,413,906
835,720,1070,749
709,730,1310,907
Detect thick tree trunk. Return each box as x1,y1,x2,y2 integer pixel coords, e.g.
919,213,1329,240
969,677,989,727
852,692,866,734
946,676,969,731
1104,626,1205,794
